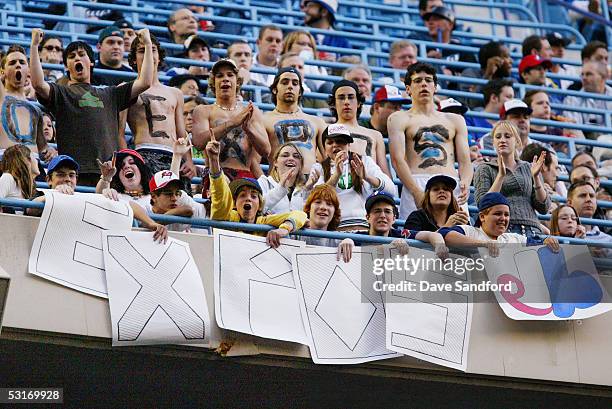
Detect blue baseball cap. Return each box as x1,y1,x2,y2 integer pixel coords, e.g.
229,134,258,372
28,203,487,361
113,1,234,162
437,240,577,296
425,174,457,191
477,192,509,212
98,26,123,43
365,191,398,215
47,155,80,174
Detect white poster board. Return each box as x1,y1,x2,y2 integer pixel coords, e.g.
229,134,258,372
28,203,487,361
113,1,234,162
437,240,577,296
213,229,307,344
102,231,210,346
383,247,473,371
480,244,612,320
29,191,133,298
292,247,400,364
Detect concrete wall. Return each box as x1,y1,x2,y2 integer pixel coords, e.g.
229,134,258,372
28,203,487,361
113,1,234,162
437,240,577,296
1,213,612,387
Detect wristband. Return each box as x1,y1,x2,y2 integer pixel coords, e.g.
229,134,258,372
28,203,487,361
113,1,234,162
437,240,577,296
209,169,223,179
279,221,294,233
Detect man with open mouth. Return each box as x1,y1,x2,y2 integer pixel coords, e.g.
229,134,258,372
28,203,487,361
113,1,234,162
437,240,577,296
0,44,52,163
126,32,196,192
30,27,155,187
192,59,270,193
388,62,473,220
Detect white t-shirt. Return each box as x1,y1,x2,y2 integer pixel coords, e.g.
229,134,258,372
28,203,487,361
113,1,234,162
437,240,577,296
458,225,527,244
143,191,208,233
0,173,25,200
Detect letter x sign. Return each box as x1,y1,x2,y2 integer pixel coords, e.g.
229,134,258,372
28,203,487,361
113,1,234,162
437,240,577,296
106,237,206,341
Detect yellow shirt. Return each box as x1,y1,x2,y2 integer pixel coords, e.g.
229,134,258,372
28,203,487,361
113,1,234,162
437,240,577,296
210,173,307,235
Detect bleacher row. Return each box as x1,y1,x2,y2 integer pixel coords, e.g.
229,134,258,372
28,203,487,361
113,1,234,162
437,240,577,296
1,0,611,251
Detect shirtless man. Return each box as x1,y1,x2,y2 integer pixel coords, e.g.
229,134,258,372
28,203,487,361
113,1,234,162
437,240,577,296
0,45,52,160
388,62,472,219
191,58,270,182
126,32,196,181
263,67,326,172
326,79,391,177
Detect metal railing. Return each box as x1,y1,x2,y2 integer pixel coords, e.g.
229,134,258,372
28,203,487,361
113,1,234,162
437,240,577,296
2,196,611,249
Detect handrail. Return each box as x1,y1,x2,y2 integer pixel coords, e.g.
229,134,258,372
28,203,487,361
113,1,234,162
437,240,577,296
549,0,612,28
1,7,592,71
2,197,611,251
4,0,585,52
52,62,612,135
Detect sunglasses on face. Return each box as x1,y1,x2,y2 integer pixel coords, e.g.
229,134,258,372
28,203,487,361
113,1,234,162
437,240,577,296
44,45,63,52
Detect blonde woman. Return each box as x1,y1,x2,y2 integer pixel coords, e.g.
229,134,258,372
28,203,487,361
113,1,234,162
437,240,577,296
473,120,550,237
282,30,328,90
258,142,311,214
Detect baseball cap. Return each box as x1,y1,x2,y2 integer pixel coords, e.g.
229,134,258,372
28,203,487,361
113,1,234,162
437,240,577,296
422,6,455,24
114,19,134,30
211,58,239,75
546,32,571,48
322,124,354,144
149,170,181,192
425,174,457,191
48,155,80,173
229,178,263,198
184,34,210,52
98,26,123,43
438,98,467,115
274,67,303,85
365,191,397,215
499,99,533,118
373,85,410,104
115,149,145,166
518,54,552,75
477,192,510,212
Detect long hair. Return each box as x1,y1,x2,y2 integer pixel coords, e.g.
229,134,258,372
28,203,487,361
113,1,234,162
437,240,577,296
420,182,459,223
491,120,522,161
550,204,581,237
128,32,166,70
0,145,36,199
282,30,318,57
110,154,152,194
303,184,341,231
321,152,364,194
269,143,305,188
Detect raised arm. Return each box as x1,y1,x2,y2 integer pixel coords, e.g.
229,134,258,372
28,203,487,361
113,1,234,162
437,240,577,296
263,114,279,164
191,105,211,150
130,29,154,100
29,29,51,101
388,113,422,204
373,130,392,177
453,115,474,205
243,105,271,158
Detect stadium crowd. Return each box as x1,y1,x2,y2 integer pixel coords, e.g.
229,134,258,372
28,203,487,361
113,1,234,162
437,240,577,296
0,0,611,261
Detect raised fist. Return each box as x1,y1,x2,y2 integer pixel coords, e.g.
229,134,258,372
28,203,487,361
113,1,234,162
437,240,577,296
31,28,44,47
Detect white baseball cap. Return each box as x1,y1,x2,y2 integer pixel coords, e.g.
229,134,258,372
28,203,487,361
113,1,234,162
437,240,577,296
149,170,181,192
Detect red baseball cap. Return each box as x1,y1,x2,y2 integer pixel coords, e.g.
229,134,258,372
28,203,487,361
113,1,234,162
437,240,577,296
115,149,145,166
373,85,410,104
518,54,552,75
149,170,181,192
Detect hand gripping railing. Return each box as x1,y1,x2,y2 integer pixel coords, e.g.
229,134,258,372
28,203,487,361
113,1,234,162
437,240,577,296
2,196,610,271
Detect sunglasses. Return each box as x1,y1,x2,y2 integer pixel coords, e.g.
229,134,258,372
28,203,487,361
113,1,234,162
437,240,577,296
44,45,63,52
